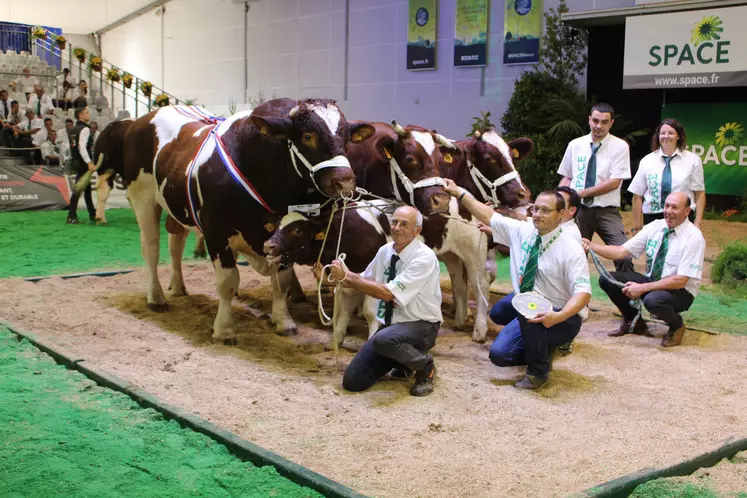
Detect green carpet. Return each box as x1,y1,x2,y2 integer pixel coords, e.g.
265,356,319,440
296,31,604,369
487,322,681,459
0,328,322,498
0,209,200,279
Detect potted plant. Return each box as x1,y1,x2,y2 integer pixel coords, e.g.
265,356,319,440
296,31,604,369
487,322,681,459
73,48,86,63
140,81,153,97
32,27,47,40
89,56,103,72
122,73,133,89
55,34,67,50
154,93,170,108
106,68,121,83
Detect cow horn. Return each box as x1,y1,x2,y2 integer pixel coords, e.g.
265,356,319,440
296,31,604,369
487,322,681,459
289,105,300,118
434,133,456,149
390,120,407,136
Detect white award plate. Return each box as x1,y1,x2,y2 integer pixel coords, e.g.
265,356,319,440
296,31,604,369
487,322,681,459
512,292,553,319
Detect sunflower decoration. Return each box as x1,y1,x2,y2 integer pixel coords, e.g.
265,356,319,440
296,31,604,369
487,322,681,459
140,81,153,97
89,56,103,72
32,27,47,40
122,73,133,89
691,15,723,46
55,35,67,50
106,68,121,82
715,122,745,148
73,47,86,63
154,93,170,108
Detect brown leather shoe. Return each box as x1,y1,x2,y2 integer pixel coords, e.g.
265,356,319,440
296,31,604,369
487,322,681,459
661,324,686,347
608,318,648,337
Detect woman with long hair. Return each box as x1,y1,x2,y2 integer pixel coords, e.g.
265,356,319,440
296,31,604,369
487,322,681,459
628,118,705,233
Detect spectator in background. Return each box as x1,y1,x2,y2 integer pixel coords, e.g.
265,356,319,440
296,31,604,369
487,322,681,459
56,68,76,105
67,106,97,224
2,100,23,152
9,67,39,98
57,118,74,144
0,89,10,122
41,129,63,166
14,108,43,164
71,80,89,108
31,117,55,163
91,121,100,146
28,85,55,117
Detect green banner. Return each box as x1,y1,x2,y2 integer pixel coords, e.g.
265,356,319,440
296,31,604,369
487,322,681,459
664,103,747,196
454,0,488,67
503,0,542,65
407,0,437,71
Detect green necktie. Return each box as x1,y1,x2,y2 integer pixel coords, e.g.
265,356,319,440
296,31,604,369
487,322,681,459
36,99,41,116
383,254,400,326
520,235,542,293
660,155,672,209
582,142,602,206
650,227,675,281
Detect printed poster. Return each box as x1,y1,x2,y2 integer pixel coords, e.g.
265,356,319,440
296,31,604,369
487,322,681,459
407,0,437,71
503,0,542,64
454,0,489,67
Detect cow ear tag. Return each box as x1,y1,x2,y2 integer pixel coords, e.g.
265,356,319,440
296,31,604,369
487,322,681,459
315,232,325,241
512,148,519,158
264,223,276,232
260,126,270,135
384,148,392,159
443,153,453,163
352,133,362,142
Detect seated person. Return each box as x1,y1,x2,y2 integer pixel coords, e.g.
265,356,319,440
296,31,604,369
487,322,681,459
9,67,38,98
71,80,89,108
41,129,63,166
583,192,705,347
13,109,43,164
27,84,55,117
31,117,56,164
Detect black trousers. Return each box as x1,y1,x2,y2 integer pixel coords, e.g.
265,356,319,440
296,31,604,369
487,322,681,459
68,167,96,220
342,320,439,392
643,211,695,225
577,205,634,272
598,272,695,329
518,313,582,379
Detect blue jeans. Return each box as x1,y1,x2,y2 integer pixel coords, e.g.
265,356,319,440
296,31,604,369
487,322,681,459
488,293,525,367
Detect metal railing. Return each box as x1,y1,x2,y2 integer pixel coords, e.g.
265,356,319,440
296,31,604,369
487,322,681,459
25,29,187,119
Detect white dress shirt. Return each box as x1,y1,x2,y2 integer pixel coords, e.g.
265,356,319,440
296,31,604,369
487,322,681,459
490,214,592,315
362,238,443,325
18,117,43,134
32,128,51,147
71,88,88,103
57,74,76,99
628,148,705,214
27,94,55,116
623,219,705,297
78,126,93,163
562,219,583,244
13,75,38,94
557,133,632,208
0,99,10,120
41,138,63,160
6,111,23,126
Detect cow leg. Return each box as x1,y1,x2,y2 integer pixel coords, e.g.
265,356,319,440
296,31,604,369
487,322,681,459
362,296,379,339
128,180,167,312
441,254,469,331
329,286,364,350
289,266,305,302
465,258,490,344
270,265,298,336
94,172,112,224
165,215,188,296
485,246,497,284
193,233,207,259
211,251,239,345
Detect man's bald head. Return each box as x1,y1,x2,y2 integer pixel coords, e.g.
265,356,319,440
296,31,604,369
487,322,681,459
394,205,423,228
663,192,691,228
391,205,423,250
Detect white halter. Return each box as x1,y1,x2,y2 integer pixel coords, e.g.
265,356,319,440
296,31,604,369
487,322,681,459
387,155,445,206
466,158,519,206
287,140,352,197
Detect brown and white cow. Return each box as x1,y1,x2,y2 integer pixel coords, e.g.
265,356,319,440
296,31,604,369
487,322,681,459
122,100,375,343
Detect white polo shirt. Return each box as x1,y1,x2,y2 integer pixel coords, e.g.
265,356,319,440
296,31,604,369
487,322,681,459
41,139,63,160
18,117,43,134
628,148,704,214
490,214,592,315
27,94,55,116
557,133,631,208
362,238,443,326
13,75,38,94
32,128,53,147
623,218,705,297
562,219,582,244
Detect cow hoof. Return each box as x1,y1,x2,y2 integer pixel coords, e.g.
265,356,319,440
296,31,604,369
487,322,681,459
276,327,298,337
324,341,343,352
147,303,168,313
223,337,238,346
96,220,107,226
472,336,487,344
193,249,208,259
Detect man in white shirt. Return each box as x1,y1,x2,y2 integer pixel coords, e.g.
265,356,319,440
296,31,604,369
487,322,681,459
32,117,55,147
41,129,63,166
0,89,10,121
2,100,23,152
445,179,592,390
27,85,55,117
584,192,705,347
56,68,76,102
558,103,633,272
10,67,39,97
66,106,98,224
14,109,43,164
323,205,442,397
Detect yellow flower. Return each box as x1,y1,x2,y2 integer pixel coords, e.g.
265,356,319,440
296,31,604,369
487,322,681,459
691,16,723,46
715,122,745,148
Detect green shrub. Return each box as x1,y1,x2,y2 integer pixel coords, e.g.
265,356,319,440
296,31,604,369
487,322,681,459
712,239,747,287
629,478,719,498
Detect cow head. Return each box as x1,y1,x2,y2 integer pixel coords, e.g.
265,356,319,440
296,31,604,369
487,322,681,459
448,130,533,208
354,121,449,215
251,99,374,198
263,211,312,266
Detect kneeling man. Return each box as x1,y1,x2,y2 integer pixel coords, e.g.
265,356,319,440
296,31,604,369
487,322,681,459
444,179,591,390
323,206,442,397
583,192,705,347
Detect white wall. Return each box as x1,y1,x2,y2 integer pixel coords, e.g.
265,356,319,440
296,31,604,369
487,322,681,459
0,0,156,34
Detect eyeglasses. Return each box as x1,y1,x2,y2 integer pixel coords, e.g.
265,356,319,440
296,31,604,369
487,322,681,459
534,207,558,215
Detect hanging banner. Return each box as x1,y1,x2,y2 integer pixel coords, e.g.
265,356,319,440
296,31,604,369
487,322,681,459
454,0,489,67
624,6,747,89
407,0,437,71
503,0,542,65
664,103,747,196
0,164,71,212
